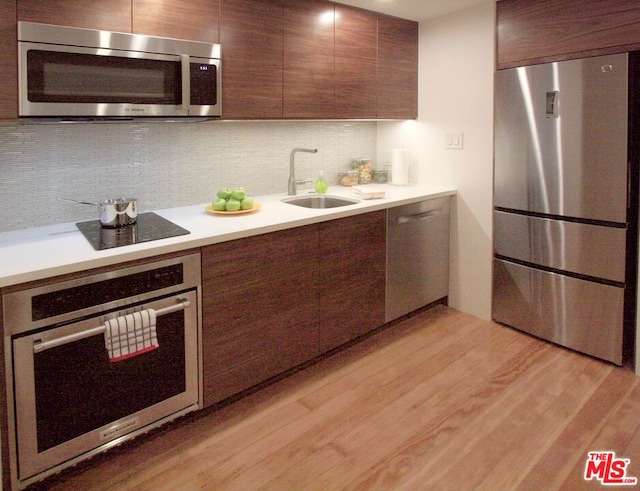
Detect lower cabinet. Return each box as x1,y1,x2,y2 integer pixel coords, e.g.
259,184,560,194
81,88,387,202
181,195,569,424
201,210,387,407
317,211,386,353
201,224,320,407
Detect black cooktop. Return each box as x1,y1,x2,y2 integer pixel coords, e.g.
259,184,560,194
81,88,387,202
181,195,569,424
76,212,190,250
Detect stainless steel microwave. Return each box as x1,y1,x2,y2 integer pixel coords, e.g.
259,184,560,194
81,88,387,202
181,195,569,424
18,22,221,120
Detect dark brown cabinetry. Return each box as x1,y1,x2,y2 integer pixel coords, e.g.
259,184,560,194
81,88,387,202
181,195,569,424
201,211,386,407
497,0,640,69
377,15,418,119
0,0,17,120
17,0,132,32
226,0,415,119
281,1,416,119
17,0,219,41
220,0,284,119
133,0,219,43
317,211,386,353
334,5,378,119
283,0,336,119
201,225,320,406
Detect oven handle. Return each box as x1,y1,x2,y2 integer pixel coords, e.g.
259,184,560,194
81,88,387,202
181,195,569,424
33,299,191,353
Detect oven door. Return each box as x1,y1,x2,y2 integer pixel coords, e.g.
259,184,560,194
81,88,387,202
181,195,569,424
11,289,200,484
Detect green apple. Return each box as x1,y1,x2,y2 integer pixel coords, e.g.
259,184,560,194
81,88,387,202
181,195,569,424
230,187,246,201
217,187,232,200
241,196,254,210
225,198,241,211
212,198,227,211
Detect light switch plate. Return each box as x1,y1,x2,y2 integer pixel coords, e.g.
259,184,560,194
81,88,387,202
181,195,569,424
445,132,464,150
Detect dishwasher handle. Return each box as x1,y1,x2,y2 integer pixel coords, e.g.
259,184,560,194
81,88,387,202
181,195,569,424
396,207,444,224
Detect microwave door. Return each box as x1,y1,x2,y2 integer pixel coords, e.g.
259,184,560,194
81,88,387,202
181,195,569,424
20,43,189,118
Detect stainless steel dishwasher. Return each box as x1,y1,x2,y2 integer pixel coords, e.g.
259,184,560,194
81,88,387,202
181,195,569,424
386,196,450,322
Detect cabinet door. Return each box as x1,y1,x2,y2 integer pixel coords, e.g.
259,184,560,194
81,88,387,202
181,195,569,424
377,15,418,119
497,0,640,69
283,0,335,118
0,0,17,120
201,226,319,407
18,0,132,32
132,0,219,43
317,211,386,353
334,5,378,119
220,0,283,119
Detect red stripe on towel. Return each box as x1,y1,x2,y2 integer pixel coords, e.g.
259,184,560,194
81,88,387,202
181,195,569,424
109,344,158,363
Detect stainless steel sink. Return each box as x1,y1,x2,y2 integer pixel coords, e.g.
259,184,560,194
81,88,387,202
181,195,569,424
281,195,360,209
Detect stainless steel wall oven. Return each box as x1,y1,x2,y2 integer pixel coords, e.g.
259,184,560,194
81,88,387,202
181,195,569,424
3,253,202,489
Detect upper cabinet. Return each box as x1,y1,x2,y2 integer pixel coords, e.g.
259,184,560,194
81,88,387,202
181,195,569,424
283,0,336,119
497,0,640,69
377,15,418,119
282,0,417,119
132,0,219,43
17,0,219,40
18,0,132,32
0,0,17,120
1,0,418,121
334,5,378,119
220,0,284,119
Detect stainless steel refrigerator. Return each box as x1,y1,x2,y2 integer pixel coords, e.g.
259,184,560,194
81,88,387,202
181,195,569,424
493,53,638,365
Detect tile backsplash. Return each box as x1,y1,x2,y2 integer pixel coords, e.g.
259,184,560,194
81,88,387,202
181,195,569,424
0,121,376,232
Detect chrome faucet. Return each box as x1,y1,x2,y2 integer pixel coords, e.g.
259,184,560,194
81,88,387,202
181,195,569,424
288,148,318,195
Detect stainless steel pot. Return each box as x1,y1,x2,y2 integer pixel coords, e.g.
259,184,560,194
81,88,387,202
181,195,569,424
58,197,138,228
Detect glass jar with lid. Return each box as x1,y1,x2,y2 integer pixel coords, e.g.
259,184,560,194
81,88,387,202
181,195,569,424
352,158,373,184
339,170,359,186
372,169,389,183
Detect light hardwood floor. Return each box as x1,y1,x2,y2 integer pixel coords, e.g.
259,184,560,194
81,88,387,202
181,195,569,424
42,305,640,490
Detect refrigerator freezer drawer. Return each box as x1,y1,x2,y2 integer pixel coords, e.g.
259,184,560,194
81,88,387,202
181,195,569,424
493,258,624,364
494,211,627,283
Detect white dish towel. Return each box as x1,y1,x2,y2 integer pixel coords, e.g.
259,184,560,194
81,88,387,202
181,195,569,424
104,309,158,362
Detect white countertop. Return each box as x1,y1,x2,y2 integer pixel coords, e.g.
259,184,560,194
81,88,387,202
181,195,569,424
0,184,456,289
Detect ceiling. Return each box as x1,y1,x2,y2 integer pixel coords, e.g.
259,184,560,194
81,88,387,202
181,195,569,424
332,0,496,22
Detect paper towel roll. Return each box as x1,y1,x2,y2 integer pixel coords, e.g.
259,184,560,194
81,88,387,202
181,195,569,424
391,149,409,186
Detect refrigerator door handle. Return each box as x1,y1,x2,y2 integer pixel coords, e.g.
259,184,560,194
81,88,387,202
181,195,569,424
546,91,559,118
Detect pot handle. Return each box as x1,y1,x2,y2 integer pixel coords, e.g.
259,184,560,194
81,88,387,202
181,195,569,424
57,197,99,207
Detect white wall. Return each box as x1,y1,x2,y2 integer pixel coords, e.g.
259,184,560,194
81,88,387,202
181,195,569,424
377,2,496,320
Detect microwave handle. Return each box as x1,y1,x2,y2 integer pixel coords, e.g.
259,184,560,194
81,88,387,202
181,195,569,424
180,54,191,112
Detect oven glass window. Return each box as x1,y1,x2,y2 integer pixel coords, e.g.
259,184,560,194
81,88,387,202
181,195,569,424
33,311,186,453
26,50,182,104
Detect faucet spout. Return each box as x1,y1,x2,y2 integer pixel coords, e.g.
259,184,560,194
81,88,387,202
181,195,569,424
288,148,318,195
